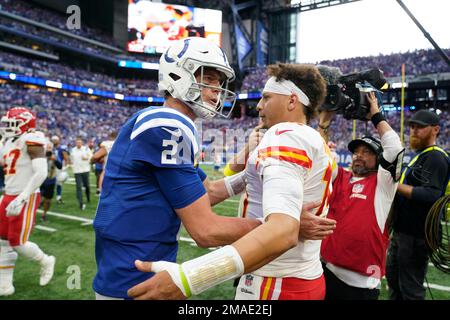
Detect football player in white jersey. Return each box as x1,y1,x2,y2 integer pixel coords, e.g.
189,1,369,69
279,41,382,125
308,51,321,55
90,131,117,194
0,107,56,296
128,63,336,300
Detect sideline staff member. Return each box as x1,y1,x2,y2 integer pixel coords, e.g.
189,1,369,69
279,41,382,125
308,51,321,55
386,110,450,300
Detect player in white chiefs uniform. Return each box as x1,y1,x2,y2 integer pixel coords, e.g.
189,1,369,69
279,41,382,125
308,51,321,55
0,107,56,296
90,131,117,194
128,63,335,300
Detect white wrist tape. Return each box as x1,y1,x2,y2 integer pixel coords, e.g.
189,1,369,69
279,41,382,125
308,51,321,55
181,245,244,296
223,171,246,197
20,157,48,199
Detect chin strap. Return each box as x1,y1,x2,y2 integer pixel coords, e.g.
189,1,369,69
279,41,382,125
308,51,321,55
379,148,405,182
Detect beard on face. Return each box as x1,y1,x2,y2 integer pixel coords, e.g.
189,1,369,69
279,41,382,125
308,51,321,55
409,136,422,150
410,130,432,151
352,160,376,176
352,163,370,175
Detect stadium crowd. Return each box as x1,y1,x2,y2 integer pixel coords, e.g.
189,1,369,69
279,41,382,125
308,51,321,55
0,82,140,146
0,1,160,64
0,15,118,58
317,110,450,152
1,81,448,157
0,0,114,46
0,51,159,96
241,48,450,92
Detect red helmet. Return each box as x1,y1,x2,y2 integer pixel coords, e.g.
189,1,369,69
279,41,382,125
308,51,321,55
0,107,36,138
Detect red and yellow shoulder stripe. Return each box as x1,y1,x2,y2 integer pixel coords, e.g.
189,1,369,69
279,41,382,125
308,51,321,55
257,146,312,169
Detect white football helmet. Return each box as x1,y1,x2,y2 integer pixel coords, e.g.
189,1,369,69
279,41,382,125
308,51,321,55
158,37,237,119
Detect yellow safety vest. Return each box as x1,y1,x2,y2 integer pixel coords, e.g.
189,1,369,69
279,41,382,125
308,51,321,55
400,146,450,220
400,146,449,185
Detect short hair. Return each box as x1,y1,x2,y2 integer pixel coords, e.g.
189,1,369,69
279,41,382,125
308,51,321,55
267,63,327,123
76,136,83,141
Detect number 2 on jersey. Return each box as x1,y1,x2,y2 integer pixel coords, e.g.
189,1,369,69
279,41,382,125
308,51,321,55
3,149,21,175
161,139,178,164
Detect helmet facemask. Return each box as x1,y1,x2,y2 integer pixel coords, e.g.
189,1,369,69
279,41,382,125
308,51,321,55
158,38,237,120
0,107,36,138
182,60,237,119
0,117,23,138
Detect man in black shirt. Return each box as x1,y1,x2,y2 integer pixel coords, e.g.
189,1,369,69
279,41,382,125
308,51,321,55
386,110,450,300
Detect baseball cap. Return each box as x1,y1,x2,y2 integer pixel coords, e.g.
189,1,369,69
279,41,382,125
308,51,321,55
408,110,439,126
348,136,383,156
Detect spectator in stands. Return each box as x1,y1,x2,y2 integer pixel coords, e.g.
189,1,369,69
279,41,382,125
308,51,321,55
240,49,450,93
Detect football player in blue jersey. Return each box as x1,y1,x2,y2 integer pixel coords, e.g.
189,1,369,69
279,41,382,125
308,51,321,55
92,37,263,299
50,135,69,204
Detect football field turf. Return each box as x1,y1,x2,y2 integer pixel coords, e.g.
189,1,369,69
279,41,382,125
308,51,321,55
1,164,449,300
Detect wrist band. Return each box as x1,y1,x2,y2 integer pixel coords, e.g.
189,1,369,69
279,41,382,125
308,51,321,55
371,112,386,127
223,163,238,177
181,245,244,295
224,171,246,197
179,265,192,298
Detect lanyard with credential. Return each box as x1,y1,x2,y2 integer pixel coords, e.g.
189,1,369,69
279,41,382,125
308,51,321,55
399,146,448,184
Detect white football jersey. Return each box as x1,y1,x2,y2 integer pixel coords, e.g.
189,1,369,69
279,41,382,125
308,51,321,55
245,122,333,279
1,131,47,195
100,139,115,167
101,140,115,155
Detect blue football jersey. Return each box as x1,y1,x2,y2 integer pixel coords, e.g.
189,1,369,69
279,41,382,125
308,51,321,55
55,145,68,164
93,106,207,298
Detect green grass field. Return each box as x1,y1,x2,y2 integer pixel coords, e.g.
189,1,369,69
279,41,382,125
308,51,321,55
1,164,449,300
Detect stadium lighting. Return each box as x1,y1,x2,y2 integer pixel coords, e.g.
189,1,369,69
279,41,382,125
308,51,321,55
391,82,408,89
141,62,159,70
45,80,63,89
114,93,125,100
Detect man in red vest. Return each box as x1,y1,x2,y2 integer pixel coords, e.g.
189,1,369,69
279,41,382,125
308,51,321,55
318,92,404,300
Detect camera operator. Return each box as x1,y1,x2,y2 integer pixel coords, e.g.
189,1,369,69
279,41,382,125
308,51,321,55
40,143,62,222
318,91,404,300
